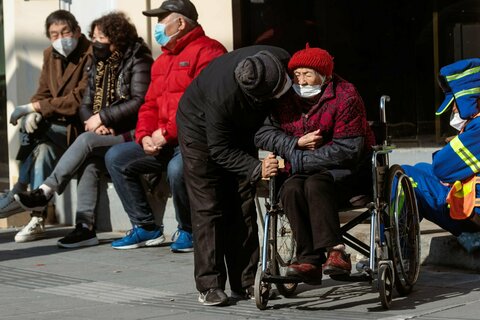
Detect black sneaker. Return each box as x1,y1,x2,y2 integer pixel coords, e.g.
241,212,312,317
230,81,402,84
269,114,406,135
14,188,51,212
198,288,229,306
231,285,255,300
57,224,99,248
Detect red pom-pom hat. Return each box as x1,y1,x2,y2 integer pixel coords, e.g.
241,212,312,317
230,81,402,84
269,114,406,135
288,43,334,77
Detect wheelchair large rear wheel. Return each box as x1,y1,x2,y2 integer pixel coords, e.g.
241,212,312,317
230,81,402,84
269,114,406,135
271,212,298,297
386,165,421,296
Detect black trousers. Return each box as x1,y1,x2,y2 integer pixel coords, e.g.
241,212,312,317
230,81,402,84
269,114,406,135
280,172,347,266
180,144,259,293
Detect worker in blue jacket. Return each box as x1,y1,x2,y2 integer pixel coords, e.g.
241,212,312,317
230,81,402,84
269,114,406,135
402,58,480,252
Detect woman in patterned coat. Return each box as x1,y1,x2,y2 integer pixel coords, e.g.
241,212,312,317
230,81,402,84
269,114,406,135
255,44,375,284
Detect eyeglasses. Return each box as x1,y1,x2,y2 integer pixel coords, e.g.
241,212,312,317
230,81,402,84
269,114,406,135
49,29,73,40
437,75,452,94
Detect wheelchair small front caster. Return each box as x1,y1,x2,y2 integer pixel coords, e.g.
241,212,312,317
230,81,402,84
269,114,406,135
378,263,394,309
254,265,271,310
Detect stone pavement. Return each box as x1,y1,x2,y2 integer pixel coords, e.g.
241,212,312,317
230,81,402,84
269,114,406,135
1,222,480,320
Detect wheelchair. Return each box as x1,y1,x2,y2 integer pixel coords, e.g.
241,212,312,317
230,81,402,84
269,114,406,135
254,95,421,310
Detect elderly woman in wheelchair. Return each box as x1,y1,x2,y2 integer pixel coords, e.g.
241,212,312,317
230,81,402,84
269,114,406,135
255,44,375,285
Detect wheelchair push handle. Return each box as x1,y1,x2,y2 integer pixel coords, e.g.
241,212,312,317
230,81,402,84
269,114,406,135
379,95,390,124
378,95,390,147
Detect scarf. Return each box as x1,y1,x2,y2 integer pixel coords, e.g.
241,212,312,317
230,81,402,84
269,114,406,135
92,50,123,114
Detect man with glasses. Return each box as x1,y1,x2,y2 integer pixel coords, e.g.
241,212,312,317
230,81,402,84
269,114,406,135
0,10,91,242
402,58,480,253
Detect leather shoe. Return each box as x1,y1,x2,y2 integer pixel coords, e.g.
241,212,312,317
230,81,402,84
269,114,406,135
323,249,352,275
286,263,322,285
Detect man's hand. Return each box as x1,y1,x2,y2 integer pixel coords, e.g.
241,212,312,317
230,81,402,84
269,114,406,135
151,129,167,149
22,112,43,134
297,129,323,150
10,103,34,125
142,136,160,156
84,113,102,132
262,153,279,179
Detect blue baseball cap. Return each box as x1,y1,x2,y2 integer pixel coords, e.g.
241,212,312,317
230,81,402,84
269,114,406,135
436,58,480,119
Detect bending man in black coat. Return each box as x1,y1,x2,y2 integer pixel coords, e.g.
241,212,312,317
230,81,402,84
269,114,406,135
176,45,291,306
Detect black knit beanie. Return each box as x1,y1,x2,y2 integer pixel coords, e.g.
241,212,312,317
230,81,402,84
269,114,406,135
234,50,286,101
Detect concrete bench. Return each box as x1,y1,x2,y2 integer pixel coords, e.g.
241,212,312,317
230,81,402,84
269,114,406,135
54,174,179,237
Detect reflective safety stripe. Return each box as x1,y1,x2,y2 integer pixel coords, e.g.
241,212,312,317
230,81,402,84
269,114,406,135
435,96,455,115
455,87,480,98
446,66,480,81
450,136,480,173
408,177,418,188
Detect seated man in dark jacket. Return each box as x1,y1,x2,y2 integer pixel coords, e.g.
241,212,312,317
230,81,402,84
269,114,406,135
255,44,375,284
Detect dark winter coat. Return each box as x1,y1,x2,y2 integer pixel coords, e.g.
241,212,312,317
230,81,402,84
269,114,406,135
177,45,291,180
79,38,153,135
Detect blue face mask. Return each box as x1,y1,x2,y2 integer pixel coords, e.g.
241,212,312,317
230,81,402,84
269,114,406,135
154,20,179,46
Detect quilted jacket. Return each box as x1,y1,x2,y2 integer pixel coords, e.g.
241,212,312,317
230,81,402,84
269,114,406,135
134,26,227,145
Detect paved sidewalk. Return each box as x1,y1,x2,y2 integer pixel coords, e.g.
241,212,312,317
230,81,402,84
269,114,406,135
1,225,480,320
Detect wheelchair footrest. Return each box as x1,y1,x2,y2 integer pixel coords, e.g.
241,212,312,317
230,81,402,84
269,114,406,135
329,272,372,282
262,274,303,284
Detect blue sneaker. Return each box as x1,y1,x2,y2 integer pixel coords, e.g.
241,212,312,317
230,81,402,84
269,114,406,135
170,229,194,253
112,226,165,250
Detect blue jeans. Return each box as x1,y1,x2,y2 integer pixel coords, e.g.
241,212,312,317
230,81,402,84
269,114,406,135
105,142,190,230
18,124,68,190
167,148,192,232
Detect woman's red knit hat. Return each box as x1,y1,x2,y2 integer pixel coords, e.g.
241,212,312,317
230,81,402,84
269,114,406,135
288,43,334,76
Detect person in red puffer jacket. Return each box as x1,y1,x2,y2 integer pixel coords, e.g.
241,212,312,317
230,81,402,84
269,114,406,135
255,44,375,285
105,0,227,251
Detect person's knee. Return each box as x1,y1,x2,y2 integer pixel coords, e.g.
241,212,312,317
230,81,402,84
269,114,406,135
280,180,303,200
167,158,183,182
104,144,122,169
305,172,333,191
34,142,57,163
75,131,97,150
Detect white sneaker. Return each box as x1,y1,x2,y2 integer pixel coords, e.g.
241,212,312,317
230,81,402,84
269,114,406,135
0,191,24,218
14,216,46,242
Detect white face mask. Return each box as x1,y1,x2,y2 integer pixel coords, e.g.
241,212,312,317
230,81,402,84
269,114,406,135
293,84,322,98
450,111,468,131
52,37,78,57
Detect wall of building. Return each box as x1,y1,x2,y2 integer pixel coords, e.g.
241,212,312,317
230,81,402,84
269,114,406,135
3,0,234,190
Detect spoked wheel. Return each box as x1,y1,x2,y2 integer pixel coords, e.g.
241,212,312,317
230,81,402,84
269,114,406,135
378,263,394,309
272,212,298,297
386,165,421,296
254,265,271,310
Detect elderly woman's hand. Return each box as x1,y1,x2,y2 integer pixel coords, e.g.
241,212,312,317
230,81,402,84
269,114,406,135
94,125,114,135
297,129,323,150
